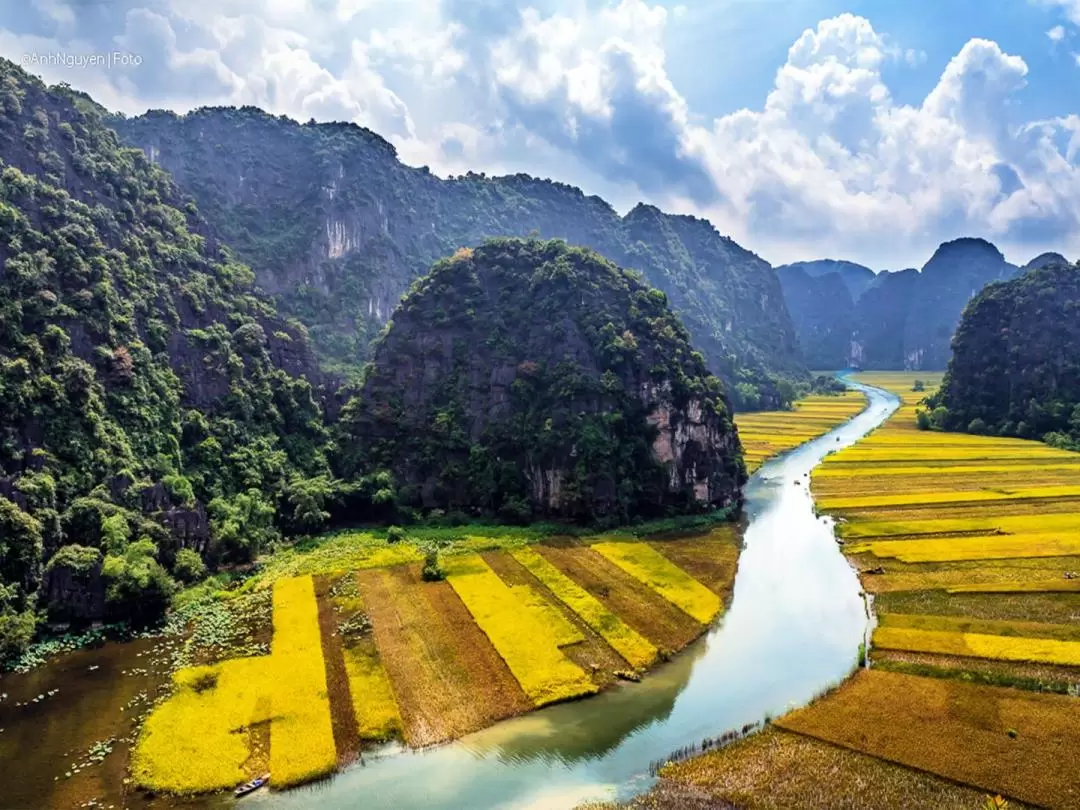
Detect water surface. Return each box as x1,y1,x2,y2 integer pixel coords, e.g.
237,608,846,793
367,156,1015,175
254,380,899,809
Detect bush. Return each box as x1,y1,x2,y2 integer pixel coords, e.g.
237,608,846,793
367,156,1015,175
173,548,208,584
0,608,37,666
386,525,406,544
497,496,532,525
930,406,949,430
915,409,931,431
102,540,177,627
420,550,444,582
967,417,988,435
912,379,925,392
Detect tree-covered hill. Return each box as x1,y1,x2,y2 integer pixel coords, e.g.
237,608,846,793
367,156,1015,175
0,59,337,657
112,107,804,409
338,239,747,525
775,239,1024,370
927,259,1080,448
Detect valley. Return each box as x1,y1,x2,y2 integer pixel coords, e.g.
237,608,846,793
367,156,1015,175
0,387,873,809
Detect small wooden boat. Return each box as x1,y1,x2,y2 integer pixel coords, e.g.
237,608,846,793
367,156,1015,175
234,773,270,797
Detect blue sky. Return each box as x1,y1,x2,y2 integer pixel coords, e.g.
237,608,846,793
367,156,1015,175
2,0,1078,268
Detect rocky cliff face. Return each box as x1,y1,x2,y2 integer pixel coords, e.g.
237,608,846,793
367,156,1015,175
776,240,1028,370
339,239,746,524
931,258,1080,445
113,108,804,408
774,265,857,369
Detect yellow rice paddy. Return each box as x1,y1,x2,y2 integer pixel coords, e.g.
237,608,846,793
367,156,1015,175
795,370,1080,802
591,541,721,624
735,391,867,472
510,547,658,670
443,554,598,706
132,576,337,793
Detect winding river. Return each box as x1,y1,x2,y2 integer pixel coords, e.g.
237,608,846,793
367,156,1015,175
250,380,899,810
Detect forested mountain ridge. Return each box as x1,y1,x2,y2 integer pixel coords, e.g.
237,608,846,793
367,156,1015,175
112,107,804,409
0,59,337,655
775,238,1025,370
927,258,1080,448
338,239,747,524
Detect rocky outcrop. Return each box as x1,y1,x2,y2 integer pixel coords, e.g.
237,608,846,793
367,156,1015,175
42,546,105,623
341,239,746,524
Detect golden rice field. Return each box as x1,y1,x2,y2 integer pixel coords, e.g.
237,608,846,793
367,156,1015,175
794,370,1080,804
735,390,868,472
134,529,740,793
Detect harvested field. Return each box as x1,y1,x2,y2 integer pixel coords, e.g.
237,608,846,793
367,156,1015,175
650,726,1029,810
647,527,742,601
591,542,721,624
874,649,1080,694
776,669,1080,809
876,589,1080,624
536,545,703,653
444,554,598,706
314,575,361,764
356,564,530,746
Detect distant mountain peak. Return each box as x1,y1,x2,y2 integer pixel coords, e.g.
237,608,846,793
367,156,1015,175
1023,252,1070,271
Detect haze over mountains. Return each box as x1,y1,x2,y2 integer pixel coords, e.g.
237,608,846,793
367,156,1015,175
776,240,1071,371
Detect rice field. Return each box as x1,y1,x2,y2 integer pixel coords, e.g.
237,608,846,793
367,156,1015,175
776,669,1080,809
511,547,658,670
591,541,721,624
132,576,337,793
443,554,599,707
735,390,868,472
791,370,1080,804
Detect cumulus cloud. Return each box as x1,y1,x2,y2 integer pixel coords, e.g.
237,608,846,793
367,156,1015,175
0,2,1078,266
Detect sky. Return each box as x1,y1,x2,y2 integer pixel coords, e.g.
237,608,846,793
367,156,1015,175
2,0,1079,269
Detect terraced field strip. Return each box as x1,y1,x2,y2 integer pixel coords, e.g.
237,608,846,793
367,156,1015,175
648,527,742,599
848,534,1080,562
132,575,337,793
444,554,598,706
356,564,530,746
268,576,339,787
776,669,1080,809
734,390,868,472
873,626,1080,666
947,580,1080,594
591,541,721,624
535,545,703,652
342,636,402,741
839,511,1080,540
510,547,657,670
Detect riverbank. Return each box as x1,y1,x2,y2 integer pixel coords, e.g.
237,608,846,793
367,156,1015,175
625,372,1080,809
0,386,875,808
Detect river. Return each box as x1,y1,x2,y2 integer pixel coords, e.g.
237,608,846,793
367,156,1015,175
0,382,897,810
253,380,899,809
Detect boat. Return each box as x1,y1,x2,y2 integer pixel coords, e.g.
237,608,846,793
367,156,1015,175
234,773,270,797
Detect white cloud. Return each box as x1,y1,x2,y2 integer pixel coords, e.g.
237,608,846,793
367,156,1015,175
1,2,1078,266
1036,0,1080,25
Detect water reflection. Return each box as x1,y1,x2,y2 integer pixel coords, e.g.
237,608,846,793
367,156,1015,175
259,381,898,810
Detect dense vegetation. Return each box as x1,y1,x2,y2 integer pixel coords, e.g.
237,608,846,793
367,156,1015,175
112,108,805,409
776,239,1027,370
0,59,338,661
339,239,747,524
926,259,1080,448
